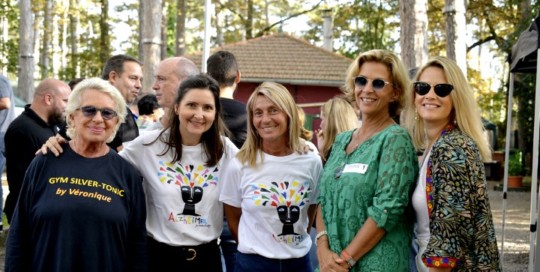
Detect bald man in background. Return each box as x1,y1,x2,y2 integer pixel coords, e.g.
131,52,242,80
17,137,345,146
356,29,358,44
4,78,71,223
151,57,198,129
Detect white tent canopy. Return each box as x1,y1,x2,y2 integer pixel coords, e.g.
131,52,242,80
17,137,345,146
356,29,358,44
505,15,540,272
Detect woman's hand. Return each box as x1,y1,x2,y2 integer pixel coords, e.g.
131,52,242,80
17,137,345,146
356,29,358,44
317,241,350,272
36,135,67,157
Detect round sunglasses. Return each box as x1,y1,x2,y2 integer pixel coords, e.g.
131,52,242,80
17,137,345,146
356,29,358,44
76,106,118,120
413,81,454,97
354,76,392,91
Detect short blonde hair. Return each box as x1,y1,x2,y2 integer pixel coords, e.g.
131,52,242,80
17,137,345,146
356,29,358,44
343,49,410,118
401,56,491,161
237,82,302,167
65,77,126,143
320,96,358,161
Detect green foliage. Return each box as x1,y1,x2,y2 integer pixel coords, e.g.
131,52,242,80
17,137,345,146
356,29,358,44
508,150,522,176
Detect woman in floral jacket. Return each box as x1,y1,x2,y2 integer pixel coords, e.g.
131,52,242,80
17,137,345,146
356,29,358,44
402,56,501,271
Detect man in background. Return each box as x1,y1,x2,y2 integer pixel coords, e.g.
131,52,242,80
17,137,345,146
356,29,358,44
151,56,198,129
207,50,247,272
0,75,15,229
101,54,143,150
207,50,247,148
4,78,70,224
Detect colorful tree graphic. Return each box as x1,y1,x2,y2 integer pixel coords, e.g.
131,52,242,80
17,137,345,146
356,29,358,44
252,180,310,236
158,161,218,216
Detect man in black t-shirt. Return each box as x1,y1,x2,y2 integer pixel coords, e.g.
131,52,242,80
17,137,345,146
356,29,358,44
4,78,71,223
207,51,247,149
101,54,143,151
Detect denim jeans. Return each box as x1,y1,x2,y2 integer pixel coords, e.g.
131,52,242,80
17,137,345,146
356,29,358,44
235,252,313,272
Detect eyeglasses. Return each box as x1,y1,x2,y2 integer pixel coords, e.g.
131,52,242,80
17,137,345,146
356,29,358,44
354,76,392,91
76,106,118,120
413,81,454,98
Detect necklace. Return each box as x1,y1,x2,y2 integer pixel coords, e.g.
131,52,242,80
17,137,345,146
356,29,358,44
346,118,395,154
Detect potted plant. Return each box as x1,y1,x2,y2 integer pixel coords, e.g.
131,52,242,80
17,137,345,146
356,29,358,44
508,150,523,188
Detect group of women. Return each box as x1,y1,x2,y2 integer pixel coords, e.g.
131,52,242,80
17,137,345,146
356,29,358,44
5,49,500,272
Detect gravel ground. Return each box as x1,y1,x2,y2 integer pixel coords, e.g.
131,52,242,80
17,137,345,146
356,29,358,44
489,180,531,272
0,181,530,271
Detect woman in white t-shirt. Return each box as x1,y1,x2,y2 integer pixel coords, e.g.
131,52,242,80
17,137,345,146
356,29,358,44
220,82,323,272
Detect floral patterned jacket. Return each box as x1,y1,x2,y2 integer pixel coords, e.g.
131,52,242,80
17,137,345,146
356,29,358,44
422,128,501,271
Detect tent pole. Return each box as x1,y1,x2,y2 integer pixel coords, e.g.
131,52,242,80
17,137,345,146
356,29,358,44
501,73,514,266
530,49,540,272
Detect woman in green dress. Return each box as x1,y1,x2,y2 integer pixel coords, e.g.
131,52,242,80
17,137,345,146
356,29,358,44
315,49,418,272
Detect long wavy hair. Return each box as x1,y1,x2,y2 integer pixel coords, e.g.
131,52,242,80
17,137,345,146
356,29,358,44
237,82,303,167
319,96,358,161
401,56,491,161
150,74,226,166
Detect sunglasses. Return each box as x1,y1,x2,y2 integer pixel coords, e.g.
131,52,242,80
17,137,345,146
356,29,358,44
354,76,392,91
76,106,118,120
413,82,454,98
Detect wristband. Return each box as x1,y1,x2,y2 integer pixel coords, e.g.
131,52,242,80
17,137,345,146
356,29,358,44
315,230,327,241
341,250,356,268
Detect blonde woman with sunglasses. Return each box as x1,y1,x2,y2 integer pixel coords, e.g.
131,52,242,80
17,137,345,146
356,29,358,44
315,50,418,272
402,56,500,271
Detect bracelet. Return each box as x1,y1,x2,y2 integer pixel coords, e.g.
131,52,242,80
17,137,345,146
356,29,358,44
341,250,357,268
315,230,327,241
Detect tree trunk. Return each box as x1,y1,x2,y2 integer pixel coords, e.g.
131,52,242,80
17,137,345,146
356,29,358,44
245,0,253,40
99,0,111,65
214,1,223,47
161,0,168,60
18,0,35,102
399,0,428,72
176,0,186,55
444,0,467,77
138,0,144,60
40,0,52,79
141,0,163,95
69,0,79,78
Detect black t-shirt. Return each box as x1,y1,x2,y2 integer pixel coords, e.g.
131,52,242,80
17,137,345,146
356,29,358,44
4,105,59,222
220,98,247,148
5,145,147,271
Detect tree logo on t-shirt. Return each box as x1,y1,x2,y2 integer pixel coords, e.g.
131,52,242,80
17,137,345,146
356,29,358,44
158,161,218,216
252,180,310,236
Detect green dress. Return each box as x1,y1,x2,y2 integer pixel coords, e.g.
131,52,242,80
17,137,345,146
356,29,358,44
319,125,418,272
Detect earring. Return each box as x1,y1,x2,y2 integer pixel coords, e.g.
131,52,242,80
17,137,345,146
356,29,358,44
415,108,418,121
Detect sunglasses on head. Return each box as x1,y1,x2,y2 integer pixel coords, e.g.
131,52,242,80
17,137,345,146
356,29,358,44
76,106,118,120
413,81,454,97
354,76,392,91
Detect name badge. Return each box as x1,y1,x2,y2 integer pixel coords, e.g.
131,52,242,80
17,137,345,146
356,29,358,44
342,163,368,174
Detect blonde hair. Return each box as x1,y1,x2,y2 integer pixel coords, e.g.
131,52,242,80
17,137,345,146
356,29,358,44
401,56,491,161
237,82,302,167
65,77,126,143
342,49,411,118
320,96,358,161
298,106,313,141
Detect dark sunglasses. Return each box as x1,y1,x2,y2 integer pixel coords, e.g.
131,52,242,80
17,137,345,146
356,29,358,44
76,106,118,120
413,81,454,98
354,76,392,91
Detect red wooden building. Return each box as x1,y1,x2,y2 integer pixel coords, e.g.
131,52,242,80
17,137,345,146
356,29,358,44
188,33,353,132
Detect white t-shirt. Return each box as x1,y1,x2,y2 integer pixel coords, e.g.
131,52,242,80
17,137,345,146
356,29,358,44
120,129,238,246
220,150,322,259
412,149,432,242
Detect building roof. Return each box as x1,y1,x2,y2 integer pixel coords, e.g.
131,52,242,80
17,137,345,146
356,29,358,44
188,34,353,87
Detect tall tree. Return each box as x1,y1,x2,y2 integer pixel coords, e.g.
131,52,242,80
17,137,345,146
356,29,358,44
400,0,428,71
141,0,163,95
98,0,111,65
176,0,187,55
444,0,467,76
18,0,35,101
40,0,52,79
